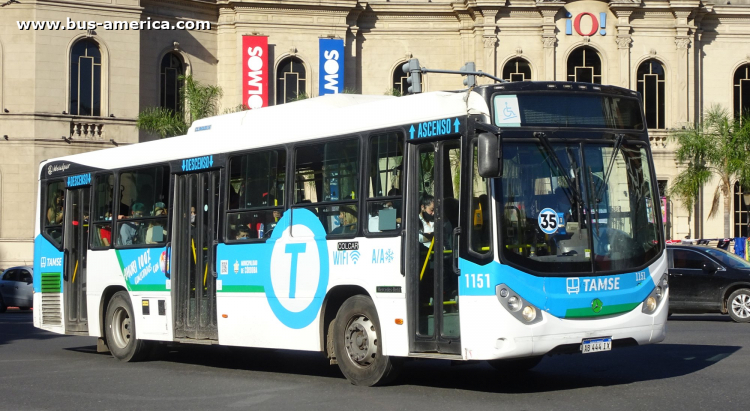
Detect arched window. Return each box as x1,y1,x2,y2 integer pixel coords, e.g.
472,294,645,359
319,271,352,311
734,64,750,120
502,58,532,82
637,59,666,130
566,47,601,84
735,181,750,237
69,39,102,116
276,57,307,105
392,62,423,95
160,53,184,112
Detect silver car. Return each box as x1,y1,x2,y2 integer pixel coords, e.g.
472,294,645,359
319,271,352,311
0,266,33,312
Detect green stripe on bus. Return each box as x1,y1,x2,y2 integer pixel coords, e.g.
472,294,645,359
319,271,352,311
218,285,264,293
114,250,132,291
41,272,61,293
128,284,169,292
564,302,640,318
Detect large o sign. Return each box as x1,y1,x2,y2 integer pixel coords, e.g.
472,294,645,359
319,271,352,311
566,12,607,36
574,12,599,37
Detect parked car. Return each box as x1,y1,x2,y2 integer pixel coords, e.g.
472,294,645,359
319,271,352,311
667,245,750,322
0,266,33,312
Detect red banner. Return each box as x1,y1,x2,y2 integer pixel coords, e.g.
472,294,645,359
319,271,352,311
242,36,268,109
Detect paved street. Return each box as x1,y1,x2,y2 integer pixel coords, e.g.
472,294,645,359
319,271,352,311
0,309,747,411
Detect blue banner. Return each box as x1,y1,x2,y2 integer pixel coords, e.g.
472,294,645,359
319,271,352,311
319,38,344,95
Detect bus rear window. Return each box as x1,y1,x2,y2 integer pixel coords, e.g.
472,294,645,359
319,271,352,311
494,93,644,130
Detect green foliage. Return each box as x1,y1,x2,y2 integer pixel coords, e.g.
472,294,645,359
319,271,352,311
136,74,223,139
223,104,249,114
135,107,188,139
342,87,359,94
288,92,309,102
182,74,222,125
670,105,750,236
385,88,402,97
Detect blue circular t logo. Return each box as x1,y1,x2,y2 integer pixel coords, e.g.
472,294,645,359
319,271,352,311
263,209,329,329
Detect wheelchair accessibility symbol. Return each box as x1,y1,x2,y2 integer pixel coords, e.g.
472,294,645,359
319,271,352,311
502,102,518,120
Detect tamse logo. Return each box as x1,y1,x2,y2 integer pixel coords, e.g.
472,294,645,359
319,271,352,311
337,241,359,251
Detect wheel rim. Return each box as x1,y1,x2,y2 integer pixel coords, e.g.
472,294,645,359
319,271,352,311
344,314,377,368
111,306,131,348
731,293,750,319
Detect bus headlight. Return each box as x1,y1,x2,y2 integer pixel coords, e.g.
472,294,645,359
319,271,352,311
642,273,668,314
522,306,537,322
496,284,543,324
507,296,521,312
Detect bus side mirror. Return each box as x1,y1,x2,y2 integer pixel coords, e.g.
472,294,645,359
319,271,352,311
478,132,502,178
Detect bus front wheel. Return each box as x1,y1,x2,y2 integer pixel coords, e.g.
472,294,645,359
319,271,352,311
333,295,401,386
105,291,151,362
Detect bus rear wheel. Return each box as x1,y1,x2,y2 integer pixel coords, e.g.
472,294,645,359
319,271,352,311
333,295,401,386
105,291,151,362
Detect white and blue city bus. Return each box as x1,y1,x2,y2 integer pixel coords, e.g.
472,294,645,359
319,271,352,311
33,81,667,386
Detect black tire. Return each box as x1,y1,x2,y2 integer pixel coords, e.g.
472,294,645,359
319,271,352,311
0,295,6,313
105,291,151,362
727,288,750,323
333,295,401,386
488,356,543,373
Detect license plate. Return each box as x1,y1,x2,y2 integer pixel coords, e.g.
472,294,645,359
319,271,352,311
581,337,612,354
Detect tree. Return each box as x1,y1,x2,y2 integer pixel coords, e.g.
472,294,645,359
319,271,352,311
137,74,228,139
670,105,750,237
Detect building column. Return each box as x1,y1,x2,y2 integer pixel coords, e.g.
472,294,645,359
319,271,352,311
537,2,564,81
675,36,691,124
346,25,359,92
610,6,634,89
480,8,499,83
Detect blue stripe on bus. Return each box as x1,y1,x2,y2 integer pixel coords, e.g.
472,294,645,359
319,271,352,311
458,257,655,318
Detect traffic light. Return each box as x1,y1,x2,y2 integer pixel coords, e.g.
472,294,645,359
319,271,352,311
460,62,476,88
401,58,422,94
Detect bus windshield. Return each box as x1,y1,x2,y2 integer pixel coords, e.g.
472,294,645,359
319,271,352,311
494,93,644,130
499,141,661,274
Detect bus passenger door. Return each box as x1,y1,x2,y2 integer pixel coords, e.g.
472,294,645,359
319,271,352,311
173,170,220,341
63,187,89,333
407,139,462,355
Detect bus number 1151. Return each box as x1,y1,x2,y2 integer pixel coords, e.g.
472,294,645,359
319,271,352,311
466,273,491,289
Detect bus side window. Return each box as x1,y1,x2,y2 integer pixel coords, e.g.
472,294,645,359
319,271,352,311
293,138,359,236
469,141,491,255
43,180,66,248
366,131,403,235
115,166,170,247
226,148,286,241
91,173,114,248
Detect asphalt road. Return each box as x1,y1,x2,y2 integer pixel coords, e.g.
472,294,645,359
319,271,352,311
0,309,747,411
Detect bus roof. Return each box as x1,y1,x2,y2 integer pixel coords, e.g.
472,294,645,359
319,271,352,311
40,90,490,174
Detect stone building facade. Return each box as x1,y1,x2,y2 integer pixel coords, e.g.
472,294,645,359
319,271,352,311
1,0,749,266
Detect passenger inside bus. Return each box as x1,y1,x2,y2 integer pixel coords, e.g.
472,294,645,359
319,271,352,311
418,194,435,247
330,206,357,235
145,202,166,244
119,202,145,245
47,189,64,224
235,227,250,240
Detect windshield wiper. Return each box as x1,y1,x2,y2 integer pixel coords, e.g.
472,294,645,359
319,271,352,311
589,166,600,236
594,134,625,204
534,132,582,206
